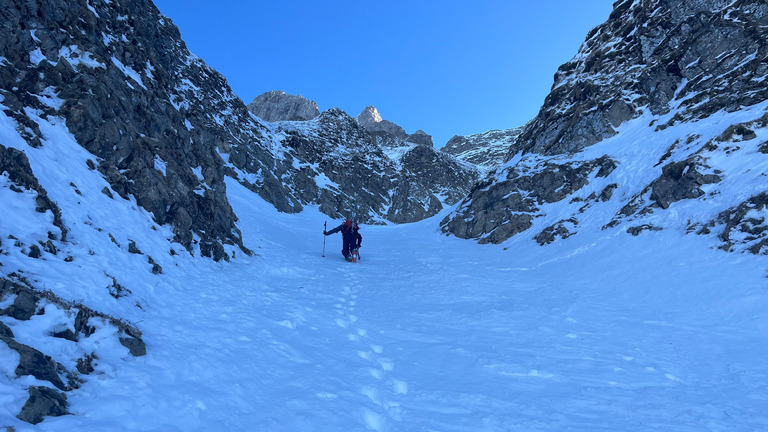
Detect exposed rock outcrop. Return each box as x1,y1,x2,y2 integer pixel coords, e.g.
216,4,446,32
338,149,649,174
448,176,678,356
0,145,67,241
247,90,320,122
442,156,616,244
509,0,768,157
0,278,146,424
0,0,258,260
711,193,768,254
356,106,408,139
406,130,433,147
16,386,69,425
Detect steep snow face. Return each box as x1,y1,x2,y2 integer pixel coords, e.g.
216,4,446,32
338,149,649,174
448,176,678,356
2,169,767,430
441,127,525,171
443,0,768,250
512,0,768,157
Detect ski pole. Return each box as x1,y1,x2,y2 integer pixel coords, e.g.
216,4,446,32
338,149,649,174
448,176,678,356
322,221,326,257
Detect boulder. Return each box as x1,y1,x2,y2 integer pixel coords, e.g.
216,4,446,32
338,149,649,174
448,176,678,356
16,386,69,425
247,90,320,122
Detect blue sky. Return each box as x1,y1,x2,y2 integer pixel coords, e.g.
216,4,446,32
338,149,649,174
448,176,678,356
153,1,615,147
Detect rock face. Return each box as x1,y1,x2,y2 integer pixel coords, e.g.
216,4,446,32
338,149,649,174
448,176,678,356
442,156,617,243
356,106,408,139
0,0,264,260
442,0,768,248
508,0,768,157
441,127,524,170
263,108,479,223
247,90,320,122
406,130,433,147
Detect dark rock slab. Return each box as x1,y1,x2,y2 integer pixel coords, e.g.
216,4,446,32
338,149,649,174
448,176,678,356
650,159,721,209
16,386,69,425
1,290,40,321
4,338,67,390
119,335,146,357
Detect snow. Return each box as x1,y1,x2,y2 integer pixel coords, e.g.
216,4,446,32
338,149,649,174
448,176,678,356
102,32,116,46
153,155,167,176
1,97,768,430
34,87,65,110
111,57,147,89
58,45,105,69
29,48,46,65
314,172,340,190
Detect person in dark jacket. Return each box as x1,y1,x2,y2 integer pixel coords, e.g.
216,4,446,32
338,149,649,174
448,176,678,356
324,219,362,261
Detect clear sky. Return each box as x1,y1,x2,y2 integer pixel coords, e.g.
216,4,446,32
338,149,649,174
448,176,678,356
152,1,615,147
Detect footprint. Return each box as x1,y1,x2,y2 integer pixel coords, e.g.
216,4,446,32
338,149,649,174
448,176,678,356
362,409,385,431
391,379,409,395
349,314,358,323
361,386,382,405
665,373,681,382
357,329,368,337
348,333,360,342
368,368,384,380
371,344,384,354
358,351,372,361
335,319,348,328
378,359,394,371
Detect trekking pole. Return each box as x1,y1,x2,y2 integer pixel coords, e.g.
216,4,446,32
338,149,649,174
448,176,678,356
322,221,326,257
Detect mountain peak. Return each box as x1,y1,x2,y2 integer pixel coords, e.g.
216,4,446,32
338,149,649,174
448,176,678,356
356,106,383,127
247,91,320,122
355,106,407,139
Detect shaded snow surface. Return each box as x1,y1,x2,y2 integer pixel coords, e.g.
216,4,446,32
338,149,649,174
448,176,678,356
0,177,765,430
0,105,767,431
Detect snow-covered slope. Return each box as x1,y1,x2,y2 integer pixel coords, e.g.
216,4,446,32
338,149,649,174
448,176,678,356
2,0,767,428
2,168,767,429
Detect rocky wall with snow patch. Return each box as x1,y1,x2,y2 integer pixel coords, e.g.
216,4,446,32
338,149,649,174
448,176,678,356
441,0,768,250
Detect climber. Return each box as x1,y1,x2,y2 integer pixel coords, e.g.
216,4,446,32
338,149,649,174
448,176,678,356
324,218,362,261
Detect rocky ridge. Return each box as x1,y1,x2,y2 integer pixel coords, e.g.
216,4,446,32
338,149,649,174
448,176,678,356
259,107,478,223
441,127,525,171
509,0,768,157
247,90,320,122
442,0,768,254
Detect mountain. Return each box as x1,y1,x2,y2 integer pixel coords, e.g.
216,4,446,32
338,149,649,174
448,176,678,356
1,0,767,428
442,0,768,254
440,127,525,171
243,95,479,223
246,90,320,122
0,0,475,423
